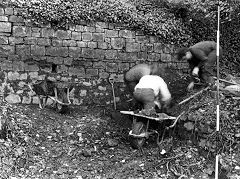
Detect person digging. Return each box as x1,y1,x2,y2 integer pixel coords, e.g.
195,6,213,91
177,41,223,91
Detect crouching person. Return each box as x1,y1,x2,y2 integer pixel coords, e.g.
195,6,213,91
133,75,173,114
177,41,223,91
124,63,165,110
124,63,165,95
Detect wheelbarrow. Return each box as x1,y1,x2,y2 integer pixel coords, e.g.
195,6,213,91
120,110,184,152
29,80,73,113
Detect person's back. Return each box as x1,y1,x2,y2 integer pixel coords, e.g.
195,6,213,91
190,41,217,55
134,75,171,101
124,64,151,82
134,75,172,111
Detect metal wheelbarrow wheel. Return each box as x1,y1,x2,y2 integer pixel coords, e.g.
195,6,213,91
129,121,146,149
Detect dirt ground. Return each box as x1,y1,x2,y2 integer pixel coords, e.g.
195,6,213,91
1,69,240,179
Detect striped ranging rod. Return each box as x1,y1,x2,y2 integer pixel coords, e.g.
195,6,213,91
215,2,220,179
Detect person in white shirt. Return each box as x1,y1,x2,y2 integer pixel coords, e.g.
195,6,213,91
133,75,172,113
124,63,165,95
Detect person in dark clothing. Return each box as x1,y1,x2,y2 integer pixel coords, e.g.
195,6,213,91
177,41,223,90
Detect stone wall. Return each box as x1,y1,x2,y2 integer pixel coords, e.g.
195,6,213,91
0,7,188,106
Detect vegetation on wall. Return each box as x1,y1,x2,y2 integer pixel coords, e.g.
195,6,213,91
7,0,190,45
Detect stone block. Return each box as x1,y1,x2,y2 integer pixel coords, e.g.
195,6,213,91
77,41,87,47
32,32,41,37
0,16,8,21
46,57,63,64
68,67,85,77
85,26,95,32
29,72,39,79
52,39,62,46
16,45,30,56
19,73,28,80
87,42,97,48
92,33,104,42
136,36,149,43
97,42,108,49
32,96,39,104
161,53,172,62
163,44,175,54
13,26,31,36
32,27,41,33
119,30,135,38
94,49,105,60
37,38,51,46
8,71,20,81
105,30,118,38
63,40,77,47
57,64,68,73
111,38,125,50
81,48,97,59
8,55,20,61
147,53,161,62
12,61,24,71
9,37,24,45
82,32,92,41
141,43,153,52
0,22,11,32
24,64,39,71
138,52,148,61
5,8,14,15
46,47,68,57
95,27,105,33
106,63,118,72
0,36,8,44
118,63,129,72
41,28,55,38
105,50,118,60
96,22,108,29
56,30,71,39
24,37,36,45
71,31,82,40
93,61,105,68
31,45,45,56
86,69,98,77
75,25,85,32
1,60,12,70
125,52,138,62
0,45,15,56
126,42,140,52
154,43,164,53
63,57,73,65
9,15,24,22
69,47,82,58
5,94,21,104
99,72,109,79
118,52,128,61
22,96,31,104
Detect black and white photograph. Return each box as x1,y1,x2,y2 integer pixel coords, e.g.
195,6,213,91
0,0,240,178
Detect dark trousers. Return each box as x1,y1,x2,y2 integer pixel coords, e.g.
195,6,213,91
133,88,156,110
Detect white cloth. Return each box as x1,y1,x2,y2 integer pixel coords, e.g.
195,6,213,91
192,67,199,76
134,75,171,101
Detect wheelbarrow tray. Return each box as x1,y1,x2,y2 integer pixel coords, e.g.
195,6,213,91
120,111,176,121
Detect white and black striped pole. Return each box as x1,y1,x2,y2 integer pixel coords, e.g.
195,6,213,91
215,2,220,179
